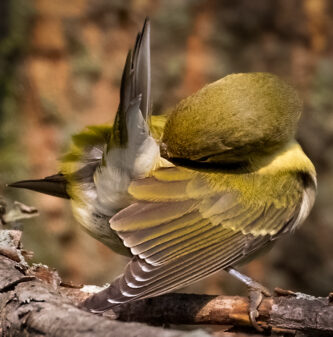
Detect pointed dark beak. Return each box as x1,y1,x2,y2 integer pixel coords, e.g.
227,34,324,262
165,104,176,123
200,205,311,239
8,173,70,199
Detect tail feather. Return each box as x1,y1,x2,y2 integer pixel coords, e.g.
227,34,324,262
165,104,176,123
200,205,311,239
93,18,159,215
111,17,151,148
132,17,151,120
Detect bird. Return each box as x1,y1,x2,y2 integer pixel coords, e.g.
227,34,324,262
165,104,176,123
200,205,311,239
9,18,316,330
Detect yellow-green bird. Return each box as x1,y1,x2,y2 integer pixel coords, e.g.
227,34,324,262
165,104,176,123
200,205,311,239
9,19,316,328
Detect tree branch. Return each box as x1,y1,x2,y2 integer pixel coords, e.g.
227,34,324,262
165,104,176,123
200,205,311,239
0,244,209,336
0,229,332,337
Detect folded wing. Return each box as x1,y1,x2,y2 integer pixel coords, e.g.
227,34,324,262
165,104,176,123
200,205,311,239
84,166,305,312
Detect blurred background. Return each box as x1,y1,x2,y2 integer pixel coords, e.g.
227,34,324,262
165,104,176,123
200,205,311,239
1,0,332,297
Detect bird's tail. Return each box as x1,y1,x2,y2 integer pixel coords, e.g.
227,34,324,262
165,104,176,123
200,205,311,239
92,18,160,214
109,17,151,149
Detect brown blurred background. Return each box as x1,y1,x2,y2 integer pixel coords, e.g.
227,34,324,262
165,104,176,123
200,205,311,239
1,0,332,297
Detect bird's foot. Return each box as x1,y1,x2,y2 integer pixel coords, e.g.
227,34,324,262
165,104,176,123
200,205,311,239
226,267,270,332
247,281,271,331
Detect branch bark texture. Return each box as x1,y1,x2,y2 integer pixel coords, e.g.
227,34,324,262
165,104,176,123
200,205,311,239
0,230,332,337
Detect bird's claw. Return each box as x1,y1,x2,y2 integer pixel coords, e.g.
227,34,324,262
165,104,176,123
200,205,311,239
226,268,271,331
247,282,271,332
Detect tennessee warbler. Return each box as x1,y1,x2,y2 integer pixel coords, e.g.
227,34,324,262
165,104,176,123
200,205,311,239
9,19,316,329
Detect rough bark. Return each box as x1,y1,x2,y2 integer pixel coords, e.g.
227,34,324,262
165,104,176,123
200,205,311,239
0,230,332,337
0,247,210,337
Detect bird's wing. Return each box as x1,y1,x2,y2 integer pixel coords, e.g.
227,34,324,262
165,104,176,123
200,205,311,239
84,166,307,311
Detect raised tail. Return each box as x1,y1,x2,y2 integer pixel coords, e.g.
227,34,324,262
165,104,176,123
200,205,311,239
93,18,160,215
111,17,151,148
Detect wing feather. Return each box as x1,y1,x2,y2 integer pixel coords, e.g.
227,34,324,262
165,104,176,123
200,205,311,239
112,233,242,292
111,199,197,231
130,217,211,256
84,166,305,312
107,232,250,304
129,177,190,201
120,211,203,247
153,167,193,181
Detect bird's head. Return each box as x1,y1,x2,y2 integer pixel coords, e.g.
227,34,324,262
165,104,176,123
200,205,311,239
162,72,302,165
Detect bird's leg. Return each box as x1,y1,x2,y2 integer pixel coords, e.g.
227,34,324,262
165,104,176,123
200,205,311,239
226,267,271,331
